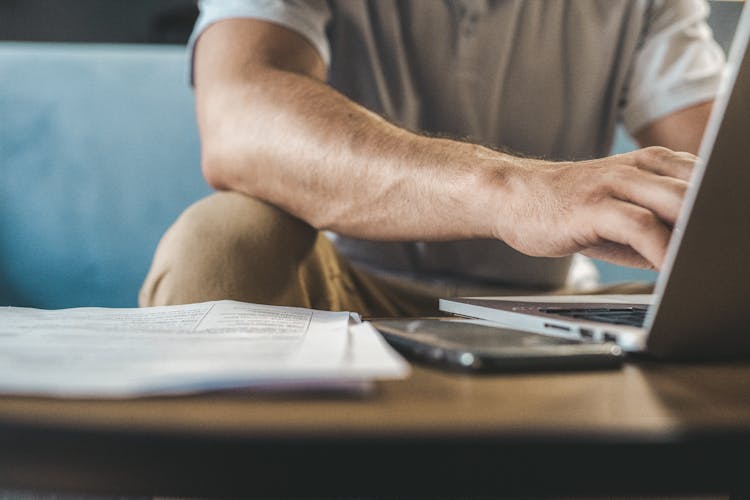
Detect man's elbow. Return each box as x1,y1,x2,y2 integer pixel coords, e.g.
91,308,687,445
200,141,269,200
196,92,269,193
200,139,247,192
200,148,229,191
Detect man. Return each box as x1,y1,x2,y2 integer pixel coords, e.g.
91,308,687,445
140,0,725,317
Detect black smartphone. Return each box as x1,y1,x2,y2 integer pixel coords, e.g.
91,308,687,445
372,317,623,372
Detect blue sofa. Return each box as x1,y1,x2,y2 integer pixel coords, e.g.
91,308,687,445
0,43,211,308
0,42,655,310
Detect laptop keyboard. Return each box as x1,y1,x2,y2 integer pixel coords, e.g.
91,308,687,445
541,306,649,327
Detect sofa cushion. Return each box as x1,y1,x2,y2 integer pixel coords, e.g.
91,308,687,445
0,43,210,308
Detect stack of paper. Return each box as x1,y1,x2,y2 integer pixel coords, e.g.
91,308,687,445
0,300,409,398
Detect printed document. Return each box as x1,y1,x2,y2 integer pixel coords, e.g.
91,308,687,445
0,300,408,397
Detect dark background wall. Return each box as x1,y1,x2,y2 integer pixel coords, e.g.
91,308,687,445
0,0,198,44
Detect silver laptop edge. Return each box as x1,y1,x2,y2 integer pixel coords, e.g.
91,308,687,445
439,295,651,352
440,4,750,359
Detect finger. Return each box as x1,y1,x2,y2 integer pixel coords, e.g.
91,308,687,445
633,146,697,181
581,243,654,270
592,200,672,270
674,151,698,161
611,168,688,226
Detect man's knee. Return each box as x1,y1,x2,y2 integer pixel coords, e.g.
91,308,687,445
139,191,317,307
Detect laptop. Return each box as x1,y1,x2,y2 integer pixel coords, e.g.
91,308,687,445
439,4,750,359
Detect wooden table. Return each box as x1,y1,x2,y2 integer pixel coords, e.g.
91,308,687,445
0,360,749,497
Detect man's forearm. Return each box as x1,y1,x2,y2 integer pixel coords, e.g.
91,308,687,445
195,19,702,271
198,66,512,242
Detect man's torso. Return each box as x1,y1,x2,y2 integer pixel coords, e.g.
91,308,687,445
326,0,649,288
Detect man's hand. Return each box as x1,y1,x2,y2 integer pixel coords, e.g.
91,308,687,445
491,147,696,270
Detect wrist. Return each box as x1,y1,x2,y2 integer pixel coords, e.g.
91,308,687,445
464,146,531,242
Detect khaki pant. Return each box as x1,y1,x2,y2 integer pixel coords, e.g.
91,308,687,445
140,192,651,317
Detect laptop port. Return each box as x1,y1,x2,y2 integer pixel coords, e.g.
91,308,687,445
603,332,618,342
543,322,571,332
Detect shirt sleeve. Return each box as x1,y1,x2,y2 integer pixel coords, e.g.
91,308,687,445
620,0,726,135
187,0,332,83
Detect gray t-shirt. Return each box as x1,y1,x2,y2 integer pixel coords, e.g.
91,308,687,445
190,0,725,289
